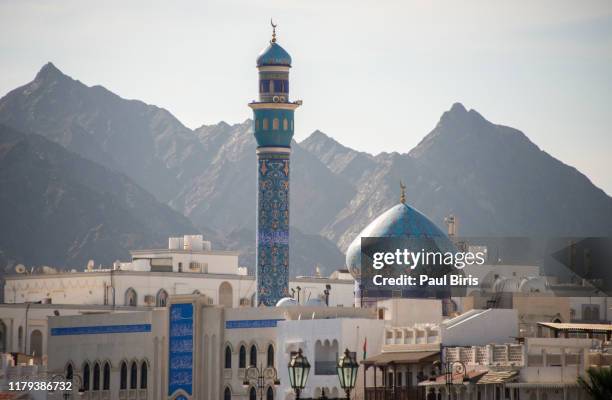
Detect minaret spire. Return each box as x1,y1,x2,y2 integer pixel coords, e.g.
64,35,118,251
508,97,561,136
270,19,277,43
250,22,299,306
400,181,406,204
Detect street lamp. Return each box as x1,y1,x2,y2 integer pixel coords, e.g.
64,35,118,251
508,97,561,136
288,348,310,400
336,349,359,400
323,284,331,306
434,358,468,400
242,363,280,400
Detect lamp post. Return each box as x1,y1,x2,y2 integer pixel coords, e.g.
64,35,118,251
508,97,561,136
288,348,310,400
336,349,359,400
435,358,467,400
243,363,280,400
324,284,331,306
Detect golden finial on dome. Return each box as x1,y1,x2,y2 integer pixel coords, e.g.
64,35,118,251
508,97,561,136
271,19,277,43
400,181,406,204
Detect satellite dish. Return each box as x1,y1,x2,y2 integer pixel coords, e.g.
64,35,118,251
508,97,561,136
86,259,94,271
15,264,26,274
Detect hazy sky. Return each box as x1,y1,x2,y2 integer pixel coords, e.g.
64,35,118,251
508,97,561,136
1,0,611,194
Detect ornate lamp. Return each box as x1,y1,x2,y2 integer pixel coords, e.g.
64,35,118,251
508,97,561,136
288,348,310,400
336,349,359,400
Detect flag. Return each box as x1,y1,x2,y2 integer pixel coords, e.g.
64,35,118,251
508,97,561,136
362,337,367,360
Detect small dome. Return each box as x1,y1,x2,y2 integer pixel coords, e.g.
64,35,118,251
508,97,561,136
492,277,522,293
257,42,292,67
519,277,548,293
276,297,298,307
304,298,326,307
346,202,455,279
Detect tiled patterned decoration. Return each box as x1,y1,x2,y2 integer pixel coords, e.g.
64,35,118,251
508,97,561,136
256,152,290,306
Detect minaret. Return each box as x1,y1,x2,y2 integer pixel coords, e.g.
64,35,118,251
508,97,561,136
249,21,301,306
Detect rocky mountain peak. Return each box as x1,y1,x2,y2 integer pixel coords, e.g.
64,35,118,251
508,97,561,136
438,102,487,126
449,102,467,114
34,62,68,83
301,129,346,150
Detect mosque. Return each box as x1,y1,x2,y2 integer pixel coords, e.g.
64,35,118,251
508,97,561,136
0,22,609,400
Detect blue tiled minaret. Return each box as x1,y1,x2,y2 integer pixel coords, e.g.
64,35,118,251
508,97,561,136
249,22,301,306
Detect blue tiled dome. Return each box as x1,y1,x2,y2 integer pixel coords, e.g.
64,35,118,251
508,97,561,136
346,202,455,279
257,42,292,67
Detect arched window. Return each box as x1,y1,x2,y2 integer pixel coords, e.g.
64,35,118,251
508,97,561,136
93,363,100,391
266,386,274,400
224,387,232,400
249,387,257,400
82,363,90,391
156,289,168,307
125,288,137,306
272,118,279,130
267,344,274,367
130,361,138,389
17,326,23,351
29,329,43,356
249,345,257,367
239,345,246,368
0,320,6,353
140,361,148,389
274,80,282,92
65,363,74,380
263,118,269,130
103,362,111,390
219,282,233,308
225,346,232,369
283,119,288,131
120,362,128,389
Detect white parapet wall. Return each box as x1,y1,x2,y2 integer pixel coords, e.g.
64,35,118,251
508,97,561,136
441,308,519,346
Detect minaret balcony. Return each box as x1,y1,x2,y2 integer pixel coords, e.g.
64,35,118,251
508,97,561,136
248,101,301,111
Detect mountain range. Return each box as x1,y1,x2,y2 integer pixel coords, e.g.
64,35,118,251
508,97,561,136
0,63,610,275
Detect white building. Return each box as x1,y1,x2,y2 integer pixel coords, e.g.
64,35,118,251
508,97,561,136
43,295,380,400
0,235,355,367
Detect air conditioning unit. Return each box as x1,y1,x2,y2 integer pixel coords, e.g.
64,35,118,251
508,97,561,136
144,295,155,305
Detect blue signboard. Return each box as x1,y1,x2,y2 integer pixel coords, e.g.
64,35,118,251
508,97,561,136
225,319,284,329
51,324,151,336
168,303,194,397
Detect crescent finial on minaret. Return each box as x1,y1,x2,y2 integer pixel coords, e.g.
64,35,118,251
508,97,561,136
270,19,277,43
400,181,406,204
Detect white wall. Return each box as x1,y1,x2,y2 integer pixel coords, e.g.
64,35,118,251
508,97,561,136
47,310,166,400
377,298,443,326
441,308,518,346
4,272,355,310
289,279,354,307
276,318,384,400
